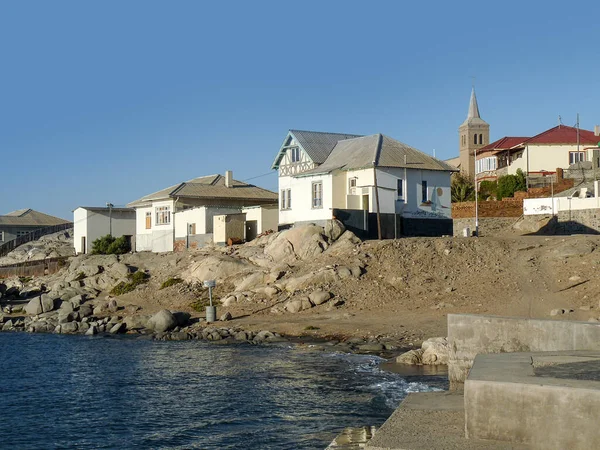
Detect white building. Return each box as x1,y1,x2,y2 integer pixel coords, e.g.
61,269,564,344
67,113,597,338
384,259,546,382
127,171,278,252
73,206,136,254
271,130,457,237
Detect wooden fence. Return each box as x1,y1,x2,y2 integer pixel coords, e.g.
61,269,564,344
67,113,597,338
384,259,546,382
0,223,73,258
0,257,69,279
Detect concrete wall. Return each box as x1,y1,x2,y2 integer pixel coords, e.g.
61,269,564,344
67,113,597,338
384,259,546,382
242,205,278,238
452,217,518,237
465,351,600,449
73,208,135,254
448,314,600,384
278,173,334,225
174,207,207,237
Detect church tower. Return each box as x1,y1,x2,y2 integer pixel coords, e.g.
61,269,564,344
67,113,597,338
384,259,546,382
458,88,489,180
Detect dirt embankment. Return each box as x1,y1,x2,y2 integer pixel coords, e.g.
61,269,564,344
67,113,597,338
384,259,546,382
3,222,600,348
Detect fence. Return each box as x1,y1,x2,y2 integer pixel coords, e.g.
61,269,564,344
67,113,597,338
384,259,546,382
0,257,69,279
0,223,73,258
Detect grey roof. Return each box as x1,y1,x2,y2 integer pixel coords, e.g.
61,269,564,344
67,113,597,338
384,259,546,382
461,88,488,127
128,174,278,207
272,130,362,169
0,209,71,227
298,134,458,176
77,206,135,213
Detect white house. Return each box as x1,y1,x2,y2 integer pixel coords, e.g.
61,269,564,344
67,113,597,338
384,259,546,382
73,206,136,254
271,130,457,237
127,171,278,252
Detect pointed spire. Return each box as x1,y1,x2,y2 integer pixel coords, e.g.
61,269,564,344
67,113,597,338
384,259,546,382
467,88,481,120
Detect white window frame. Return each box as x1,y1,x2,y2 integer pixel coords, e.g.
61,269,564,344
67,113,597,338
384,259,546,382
569,151,586,164
155,206,171,225
421,180,429,203
281,189,292,210
397,178,404,199
312,181,323,209
290,147,300,163
348,177,357,192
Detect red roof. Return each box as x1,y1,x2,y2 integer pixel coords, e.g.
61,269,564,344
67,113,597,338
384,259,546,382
522,125,600,146
479,136,529,153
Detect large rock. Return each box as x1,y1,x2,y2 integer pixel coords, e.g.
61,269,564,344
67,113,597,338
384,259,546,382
182,256,254,284
123,315,151,330
283,268,338,292
324,219,345,242
396,349,424,365
25,297,43,315
40,294,57,313
172,311,191,327
421,337,449,365
309,290,332,306
147,309,178,332
264,225,330,263
284,297,313,313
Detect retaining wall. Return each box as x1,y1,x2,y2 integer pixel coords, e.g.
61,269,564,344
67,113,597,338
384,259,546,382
448,314,600,384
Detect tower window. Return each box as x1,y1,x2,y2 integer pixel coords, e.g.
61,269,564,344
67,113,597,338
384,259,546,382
474,134,477,145
479,134,483,145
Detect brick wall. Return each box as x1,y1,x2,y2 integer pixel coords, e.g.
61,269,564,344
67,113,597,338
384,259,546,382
452,199,523,219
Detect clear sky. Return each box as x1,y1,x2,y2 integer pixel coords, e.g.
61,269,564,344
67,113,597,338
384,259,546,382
2,0,599,219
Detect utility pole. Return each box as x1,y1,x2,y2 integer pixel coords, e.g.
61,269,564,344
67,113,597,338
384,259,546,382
474,147,479,237
106,203,114,236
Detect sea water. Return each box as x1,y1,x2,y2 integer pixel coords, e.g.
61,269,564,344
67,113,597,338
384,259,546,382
0,333,445,449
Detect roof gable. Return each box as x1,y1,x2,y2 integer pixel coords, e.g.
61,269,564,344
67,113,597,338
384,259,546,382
479,136,529,153
271,129,362,169
0,209,70,227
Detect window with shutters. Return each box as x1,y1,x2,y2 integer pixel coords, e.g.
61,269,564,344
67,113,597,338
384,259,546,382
145,212,152,229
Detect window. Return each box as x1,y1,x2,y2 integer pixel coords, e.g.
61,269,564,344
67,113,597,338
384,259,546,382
476,157,497,174
312,182,323,208
479,134,483,145
291,147,300,163
348,177,357,192
397,178,404,198
16,230,29,237
421,180,428,202
155,206,171,225
0,231,4,242
145,212,152,229
474,134,478,145
189,223,196,235
569,151,586,164
281,189,292,210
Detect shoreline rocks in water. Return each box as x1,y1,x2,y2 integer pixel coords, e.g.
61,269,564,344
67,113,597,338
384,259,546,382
395,337,449,365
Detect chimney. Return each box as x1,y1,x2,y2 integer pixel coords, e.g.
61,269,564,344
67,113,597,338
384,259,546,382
225,170,233,188
595,125,600,137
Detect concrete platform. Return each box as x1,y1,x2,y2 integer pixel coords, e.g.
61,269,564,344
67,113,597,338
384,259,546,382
465,350,600,450
365,391,529,450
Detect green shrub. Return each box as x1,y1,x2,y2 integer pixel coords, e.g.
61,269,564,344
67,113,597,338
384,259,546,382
304,325,320,331
160,277,183,290
109,271,149,296
91,235,131,255
497,169,527,200
190,298,211,312
478,180,497,200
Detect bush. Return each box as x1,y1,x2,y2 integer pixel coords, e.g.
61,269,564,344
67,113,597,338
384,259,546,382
190,298,211,312
160,277,184,290
497,170,527,200
478,180,497,200
91,235,131,255
109,271,149,296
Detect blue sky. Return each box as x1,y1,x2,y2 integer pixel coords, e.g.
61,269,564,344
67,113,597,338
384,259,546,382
2,0,599,219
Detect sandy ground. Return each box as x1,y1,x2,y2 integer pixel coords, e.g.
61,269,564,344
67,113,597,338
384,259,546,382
106,233,600,347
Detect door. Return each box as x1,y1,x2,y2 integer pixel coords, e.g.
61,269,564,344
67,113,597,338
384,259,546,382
81,237,86,254
246,220,258,241
362,195,369,211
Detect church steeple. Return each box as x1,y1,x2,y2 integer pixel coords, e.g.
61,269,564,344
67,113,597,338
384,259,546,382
458,87,490,179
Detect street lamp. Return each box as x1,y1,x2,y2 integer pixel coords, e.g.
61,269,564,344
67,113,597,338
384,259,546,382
474,147,479,237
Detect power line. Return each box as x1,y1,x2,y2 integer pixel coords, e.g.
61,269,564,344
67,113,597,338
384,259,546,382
242,171,277,182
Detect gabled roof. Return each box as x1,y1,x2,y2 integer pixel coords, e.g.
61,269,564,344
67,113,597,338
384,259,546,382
460,88,489,127
479,136,529,154
76,206,135,213
298,134,458,176
520,125,600,146
0,209,71,227
271,129,362,169
128,174,278,207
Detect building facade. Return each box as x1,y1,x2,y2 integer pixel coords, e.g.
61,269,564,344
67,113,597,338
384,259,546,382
73,206,136,254
0,209,71,245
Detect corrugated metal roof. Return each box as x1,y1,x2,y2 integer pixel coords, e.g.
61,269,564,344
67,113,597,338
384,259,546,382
298,134,458,176
128,174,277,207
290,130,363,164
521,125,600,146
479,136,529,154
77,206,135,213
0,209,71,227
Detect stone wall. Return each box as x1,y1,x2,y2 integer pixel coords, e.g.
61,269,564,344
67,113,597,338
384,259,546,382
554,209,600,234
452,217,517,237
452,199,523,219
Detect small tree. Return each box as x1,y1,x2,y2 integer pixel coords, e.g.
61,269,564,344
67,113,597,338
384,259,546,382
478,180,497,200
451,173,475,202
497,170,527,200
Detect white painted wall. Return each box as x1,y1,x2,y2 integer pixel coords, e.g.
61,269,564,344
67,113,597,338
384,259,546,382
278,174,334,225
135,206,153,252
524,186,600,216
73,207,135,254
174,207,207,237
242,205,278,235
507,144,595,176
73,208,88,254
150,199,174,253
